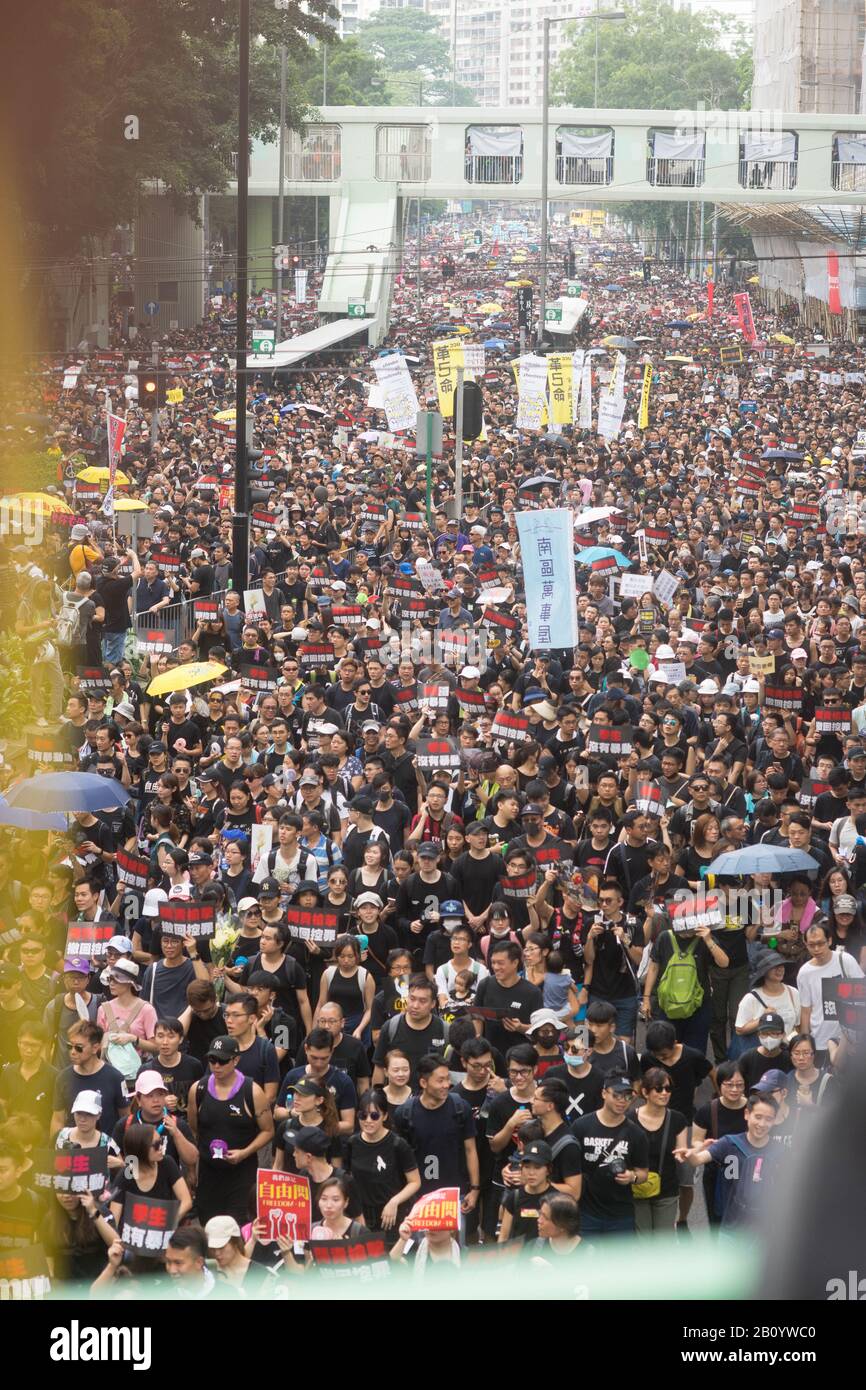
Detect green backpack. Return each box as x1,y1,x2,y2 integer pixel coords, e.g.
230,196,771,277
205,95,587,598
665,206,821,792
656,931,704,1020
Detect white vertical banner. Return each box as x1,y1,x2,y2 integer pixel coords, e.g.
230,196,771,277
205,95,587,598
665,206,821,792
578,353,593,431
608,350,627,400
371,354,420,433
571,349,585,426
295,269,308,304
517,354,549,431
515,509,579,651
597,392,626,442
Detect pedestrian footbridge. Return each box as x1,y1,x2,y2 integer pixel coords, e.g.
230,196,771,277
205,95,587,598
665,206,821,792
234,106,866,334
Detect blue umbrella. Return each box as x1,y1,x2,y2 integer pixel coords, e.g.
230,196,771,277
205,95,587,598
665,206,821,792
5,772,132,814
575,546,632,569
488,321,511,332
483,338,508,350
708,845,819,876
0,800,66,831
665,320,693,330
763,448,804,460
603,283,624,292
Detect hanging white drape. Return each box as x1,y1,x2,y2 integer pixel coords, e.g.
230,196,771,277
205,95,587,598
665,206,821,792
652,131,704,160
558,129,612,158
742,132,796,161
468,126,522,157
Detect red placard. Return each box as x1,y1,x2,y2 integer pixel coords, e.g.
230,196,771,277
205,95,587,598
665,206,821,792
404,1187,461,1232
256,1169,311,1244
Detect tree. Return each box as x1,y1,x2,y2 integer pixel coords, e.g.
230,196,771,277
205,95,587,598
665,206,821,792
293,36,389,107
551,0,752,110
357,8,452,79
1,0,338,254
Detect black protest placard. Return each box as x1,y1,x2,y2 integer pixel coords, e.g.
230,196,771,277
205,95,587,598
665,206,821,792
120,1195,179,1258
34,1146,108,1196
481,607,519,634
585,725,634,757
635,780,665,818
500,869,537,900
193,599,221,624
414,739,462,773
490,711,531,744
455,687,486,713
137,628,175,654
298,643,335,671
828,977,866,1033
157,899,216,940
419,684,451,710
27,730,75,767
64,920,116,961
116,848,150,890
76,665,110,694
285,905,340,946
0,1244,50,1298
670,893,723,933
392,686,419,713
797,778,829,812
150,550,182,577
399,512,427,532
762,686,803,714
814,707,853,736
237,663,279,692
331,605,364,629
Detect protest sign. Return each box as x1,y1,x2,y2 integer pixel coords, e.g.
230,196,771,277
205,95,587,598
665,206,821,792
256,1169,311,1244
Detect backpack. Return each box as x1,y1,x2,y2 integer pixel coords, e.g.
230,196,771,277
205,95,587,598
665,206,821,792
57,593,85,647
656,931,704,1020
267,847,315,883
101,998,147,1080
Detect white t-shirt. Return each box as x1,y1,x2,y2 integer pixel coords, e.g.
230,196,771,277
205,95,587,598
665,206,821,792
735,983,801,1039
796,949,864,1049
435,958,489,1001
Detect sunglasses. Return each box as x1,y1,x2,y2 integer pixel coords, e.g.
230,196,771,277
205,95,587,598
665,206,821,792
652,1084,673,1093
69,1043,88,1053
363,1110,382,1121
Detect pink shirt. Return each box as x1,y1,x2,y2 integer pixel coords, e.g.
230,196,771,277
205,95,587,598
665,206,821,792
97,997,158,1041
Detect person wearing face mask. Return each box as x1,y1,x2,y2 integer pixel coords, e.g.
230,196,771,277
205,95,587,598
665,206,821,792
479,903,521,965
527,1010,565,1079
543,1025,604,1123
736,1011,791,1091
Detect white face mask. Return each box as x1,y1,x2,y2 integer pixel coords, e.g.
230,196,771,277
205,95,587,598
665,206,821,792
565,1053,584,1068
759,1034,783,1051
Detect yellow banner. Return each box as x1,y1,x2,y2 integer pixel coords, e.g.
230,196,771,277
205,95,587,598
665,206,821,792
547,354,573,426
166,387,184,404
638,363,653,430
432,337,462,418
571,210,591,227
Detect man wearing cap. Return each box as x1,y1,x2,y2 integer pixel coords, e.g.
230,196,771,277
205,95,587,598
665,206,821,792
569,1072,649,1237
187,1035,274,1224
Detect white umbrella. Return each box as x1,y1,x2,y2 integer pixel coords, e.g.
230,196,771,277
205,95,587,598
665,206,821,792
574,506,622,528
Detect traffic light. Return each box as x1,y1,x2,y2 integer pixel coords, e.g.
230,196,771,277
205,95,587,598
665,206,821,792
137,370,165,409
462,381,484,441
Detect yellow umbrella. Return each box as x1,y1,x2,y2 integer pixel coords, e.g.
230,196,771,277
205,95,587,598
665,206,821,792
113,497,149,512
453,326,471,335
506,278,533,288
748,275,761,285
147,661,228,697
5,492,72,515
478,302,503,313
664,354,693,364
76,466,132,486
772,332,795,345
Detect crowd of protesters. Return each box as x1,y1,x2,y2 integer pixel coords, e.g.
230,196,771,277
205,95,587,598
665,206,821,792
0,205,864,1296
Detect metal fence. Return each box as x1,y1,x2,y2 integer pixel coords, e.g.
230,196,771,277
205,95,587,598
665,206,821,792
738,159,798,191
556,155,613,186
646,157,705,188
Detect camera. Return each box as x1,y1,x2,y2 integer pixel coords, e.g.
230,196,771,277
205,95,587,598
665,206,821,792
607,1156,627,1178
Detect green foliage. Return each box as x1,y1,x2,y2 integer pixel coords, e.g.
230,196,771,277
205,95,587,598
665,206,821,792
2,0,338,253
2,453,60,495
0,634,35,739
292,36,390,107
358,9,451,78
552,0,752,110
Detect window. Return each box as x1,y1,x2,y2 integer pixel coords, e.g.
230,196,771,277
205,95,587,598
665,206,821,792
286,125,341,181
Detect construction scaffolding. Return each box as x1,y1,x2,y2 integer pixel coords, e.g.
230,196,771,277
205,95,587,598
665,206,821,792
752,0,865,116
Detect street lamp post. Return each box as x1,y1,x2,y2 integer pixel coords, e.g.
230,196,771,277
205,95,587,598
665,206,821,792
232,0,251,594
538,8,625,348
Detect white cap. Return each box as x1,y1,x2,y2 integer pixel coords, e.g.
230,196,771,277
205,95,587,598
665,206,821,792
204,1215,242,1249
655,644,676,661
143,888,168,918
697,678,719,694
791,647,808,660
168,883,192,900
72,1090,103,1116
742,678,761,693
366,617,381,630
461,666,481,680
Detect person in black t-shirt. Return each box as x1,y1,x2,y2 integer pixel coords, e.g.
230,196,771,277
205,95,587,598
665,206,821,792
472,942,543,1057
344,1090,421,1238
146,1017,204,1113
570,1072,649,1237
639,1020,715,1231
372,976,449,1088
498,1139,554,1242
544,1027,605,1123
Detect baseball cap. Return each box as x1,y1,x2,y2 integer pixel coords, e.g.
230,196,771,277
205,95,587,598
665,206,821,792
298,773,320,787
751,1069,790,1094
206,1036,240,1062
148,742,167,756
63,957,90,975
71,1090,103,1116
521,803,544,818
0,965,18,988
258,877,283,897
354,891,383,909
107,935,133,954
283,1124,330,1156
461,666,481,680
465,819,490,837
361,720,382,734
238,896,260,912
135,1070,169,1096
834,894,858,914
519,1140,554,1166
349,795,374,815
757,1011,785,1032
290,1076,326,1100
528,1008,565,1034
602,1074,634,1095
416,841,440,858
767,628,784,640
791,648,808,660
187,852,211,867
204,1215,242,1249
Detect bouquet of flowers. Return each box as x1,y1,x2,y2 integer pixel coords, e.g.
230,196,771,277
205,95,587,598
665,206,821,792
210,916,240,999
